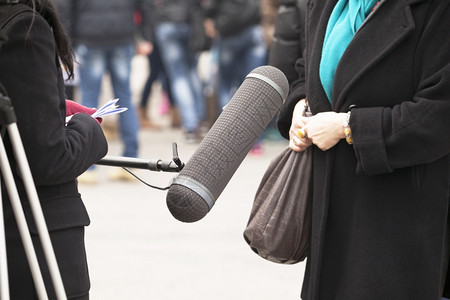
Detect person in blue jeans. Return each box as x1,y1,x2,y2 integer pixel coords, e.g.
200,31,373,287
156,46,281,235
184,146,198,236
204,0,268,153
214,25,267,111
56,0,150,182
155,22,205,141
144,0,206,142
76,43,139,160
203,0,267,111
137,38,174,129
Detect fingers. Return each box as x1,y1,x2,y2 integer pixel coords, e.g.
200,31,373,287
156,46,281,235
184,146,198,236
297,128,306,138
301,112,348,151
289,98,311,152
289,138,305,152
289,127,312,152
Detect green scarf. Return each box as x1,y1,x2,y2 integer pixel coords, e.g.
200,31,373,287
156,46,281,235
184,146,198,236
319,0,379,102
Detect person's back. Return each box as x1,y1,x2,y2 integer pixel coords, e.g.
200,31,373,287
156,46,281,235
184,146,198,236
151,0,191,24
72,0,138,47
205,0,262,37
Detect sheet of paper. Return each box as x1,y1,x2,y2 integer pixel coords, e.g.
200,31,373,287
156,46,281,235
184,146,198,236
91,98,127,119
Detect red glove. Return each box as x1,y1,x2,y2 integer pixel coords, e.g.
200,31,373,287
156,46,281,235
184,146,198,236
65,100,102,124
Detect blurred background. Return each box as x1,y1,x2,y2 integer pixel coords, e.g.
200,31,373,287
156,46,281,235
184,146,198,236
77,54,305,300
55,1,308,297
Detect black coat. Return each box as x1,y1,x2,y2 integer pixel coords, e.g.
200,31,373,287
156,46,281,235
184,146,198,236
0,3,107,298
277,0,450,299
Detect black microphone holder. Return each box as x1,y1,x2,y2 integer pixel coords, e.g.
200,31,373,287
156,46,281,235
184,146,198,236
96,142,184,173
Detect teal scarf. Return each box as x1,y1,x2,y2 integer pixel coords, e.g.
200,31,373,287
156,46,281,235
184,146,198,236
319,0,378,102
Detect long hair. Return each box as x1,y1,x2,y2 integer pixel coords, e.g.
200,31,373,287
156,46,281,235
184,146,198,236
26,0,75,80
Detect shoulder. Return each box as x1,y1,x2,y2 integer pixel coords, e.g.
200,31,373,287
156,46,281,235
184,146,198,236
0,4,33,28
0,5,57,83
1,4,50,35
1,5,53,48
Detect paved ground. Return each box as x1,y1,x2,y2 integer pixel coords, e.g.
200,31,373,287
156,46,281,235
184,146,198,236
76,55,306,300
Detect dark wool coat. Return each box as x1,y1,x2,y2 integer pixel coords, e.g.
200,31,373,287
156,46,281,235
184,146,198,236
0,3,107,298
277,0,450,299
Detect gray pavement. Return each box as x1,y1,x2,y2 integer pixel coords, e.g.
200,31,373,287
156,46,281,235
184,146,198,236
77,55,305,300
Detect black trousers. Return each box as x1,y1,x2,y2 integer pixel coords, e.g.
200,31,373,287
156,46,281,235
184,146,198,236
6,226,90,299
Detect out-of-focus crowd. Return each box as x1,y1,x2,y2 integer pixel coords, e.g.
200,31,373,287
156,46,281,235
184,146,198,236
54,0,292,183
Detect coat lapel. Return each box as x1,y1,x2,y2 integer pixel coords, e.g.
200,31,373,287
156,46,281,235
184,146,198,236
306,0,337,113
332,0,428,110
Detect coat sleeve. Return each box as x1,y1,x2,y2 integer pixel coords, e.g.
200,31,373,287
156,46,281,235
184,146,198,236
276,56,307,139
0,11,108,185
351,2,450,175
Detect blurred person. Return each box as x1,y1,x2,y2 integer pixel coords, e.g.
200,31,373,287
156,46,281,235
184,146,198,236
259,0,281,48
136,38,174,129
204,0,268,154
0,0,108,298
135,9,176,130
258,0,305,145
58,0,148,182
204,0,267,112
268,0,306,85
276,0,450,299
258,0,281,143
144,0,207,143
262,0,308,144
54,0,79,100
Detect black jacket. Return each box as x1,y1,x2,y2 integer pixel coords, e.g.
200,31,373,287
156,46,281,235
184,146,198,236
277,0,450,298
0,3,107,297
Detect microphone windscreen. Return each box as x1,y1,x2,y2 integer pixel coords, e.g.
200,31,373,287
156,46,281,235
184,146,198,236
166,66,288,222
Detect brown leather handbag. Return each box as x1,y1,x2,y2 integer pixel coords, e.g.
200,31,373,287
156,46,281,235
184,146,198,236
243,146,312,264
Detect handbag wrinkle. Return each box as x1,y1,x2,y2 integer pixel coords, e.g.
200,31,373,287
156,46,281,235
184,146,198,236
244,146,313,264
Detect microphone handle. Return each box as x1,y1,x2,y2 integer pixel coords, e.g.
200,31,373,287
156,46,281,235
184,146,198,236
96,156,182,173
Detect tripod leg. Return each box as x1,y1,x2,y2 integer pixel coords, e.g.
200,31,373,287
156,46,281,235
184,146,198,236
0,184,10,300
0,132,49,299
5,123,68,300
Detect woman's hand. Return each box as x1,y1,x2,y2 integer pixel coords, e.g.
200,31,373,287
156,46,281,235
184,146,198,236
303,112,347,151
289,99,313,152
65,100,102,125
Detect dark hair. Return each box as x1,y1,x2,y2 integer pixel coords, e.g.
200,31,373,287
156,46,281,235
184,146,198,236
26,0,75,80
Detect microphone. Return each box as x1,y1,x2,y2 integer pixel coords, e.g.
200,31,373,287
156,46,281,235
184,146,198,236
166,65,288,223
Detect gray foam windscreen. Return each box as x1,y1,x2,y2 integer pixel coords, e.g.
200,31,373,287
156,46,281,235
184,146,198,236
166,65,288,222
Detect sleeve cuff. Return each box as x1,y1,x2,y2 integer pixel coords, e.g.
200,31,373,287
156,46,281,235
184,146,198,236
352,107,393,175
